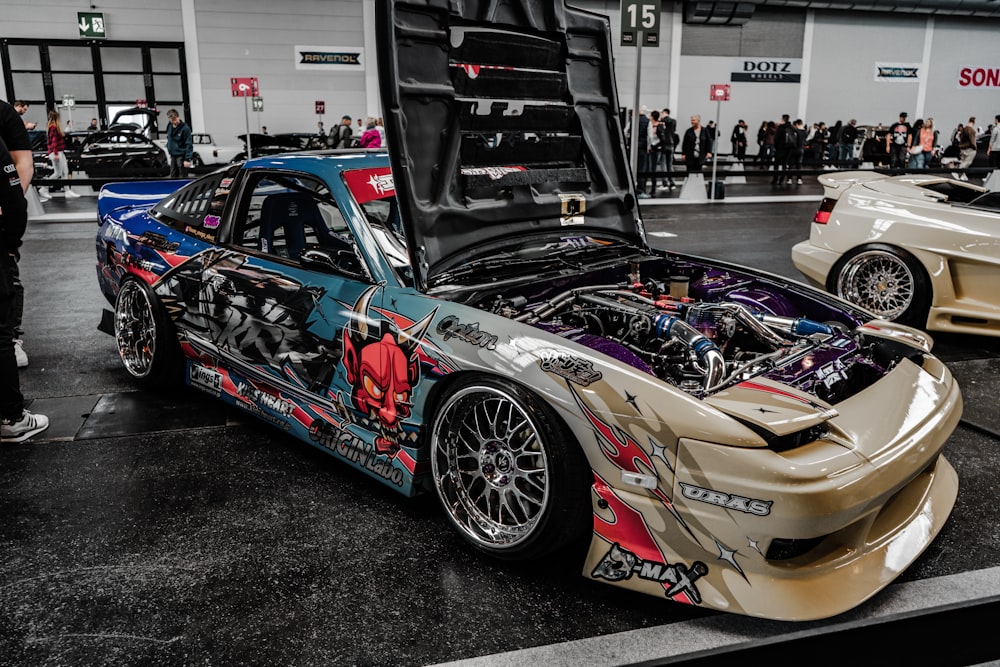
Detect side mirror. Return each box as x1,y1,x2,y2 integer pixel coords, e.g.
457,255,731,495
299,246,367,280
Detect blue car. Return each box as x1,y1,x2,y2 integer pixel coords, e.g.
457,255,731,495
94,0,961,621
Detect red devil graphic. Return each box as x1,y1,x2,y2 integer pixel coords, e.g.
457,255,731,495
342,286,435,457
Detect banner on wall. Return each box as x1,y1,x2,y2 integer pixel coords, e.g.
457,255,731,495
957,66,1000,88
730,58,801,83
874,63,921,83
295,46,365,71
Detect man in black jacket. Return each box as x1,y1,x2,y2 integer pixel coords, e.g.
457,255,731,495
681,114,713,175
838,119,859,167
657,108,678,189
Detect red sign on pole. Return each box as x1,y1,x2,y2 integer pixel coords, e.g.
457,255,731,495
135,99,147,108
230,77,259,97
709,84,731,101
315,100,325,115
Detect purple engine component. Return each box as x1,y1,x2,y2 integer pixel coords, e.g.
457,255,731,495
762,332,870,391
531,323,654,376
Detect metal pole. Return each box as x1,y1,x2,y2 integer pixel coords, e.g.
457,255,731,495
709,98,721,200
244,97,252,159
629,32,643,194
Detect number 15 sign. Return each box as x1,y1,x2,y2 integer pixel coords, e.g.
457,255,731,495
621,0,661,47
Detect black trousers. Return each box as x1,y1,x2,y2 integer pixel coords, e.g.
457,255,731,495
169,155,189,179
0,252,24,420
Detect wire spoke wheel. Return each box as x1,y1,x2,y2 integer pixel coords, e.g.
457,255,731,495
432,383,553,553
837,249,916,320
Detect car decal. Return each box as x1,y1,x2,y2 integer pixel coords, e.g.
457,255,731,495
341,285,437,459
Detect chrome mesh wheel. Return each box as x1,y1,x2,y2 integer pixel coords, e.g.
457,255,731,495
114,280,158,379
836,249,915,320
431,384,551,552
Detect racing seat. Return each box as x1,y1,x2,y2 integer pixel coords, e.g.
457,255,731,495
258,191,349,259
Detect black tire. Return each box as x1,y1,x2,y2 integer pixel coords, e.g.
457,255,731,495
113,278,183,388
827,243,931,327
430,375,592,562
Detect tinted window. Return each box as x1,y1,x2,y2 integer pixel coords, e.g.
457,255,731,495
151,165,240,241
968,191,1000,212
233,171,356,263
918,181,982,204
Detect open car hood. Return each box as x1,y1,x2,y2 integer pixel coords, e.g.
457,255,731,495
376,0,645,290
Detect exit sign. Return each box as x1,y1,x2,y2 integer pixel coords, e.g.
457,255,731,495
78,12,107,39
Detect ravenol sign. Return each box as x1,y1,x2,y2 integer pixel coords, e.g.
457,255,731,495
295,46,365,71
78,12,107,39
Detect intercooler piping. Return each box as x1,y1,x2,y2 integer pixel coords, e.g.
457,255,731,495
651,314,726,390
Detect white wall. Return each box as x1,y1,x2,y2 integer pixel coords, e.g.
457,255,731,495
193,0,368,140
3,0,999,148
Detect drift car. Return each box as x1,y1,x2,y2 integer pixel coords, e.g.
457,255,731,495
793,171,1000,336
95,0,961,621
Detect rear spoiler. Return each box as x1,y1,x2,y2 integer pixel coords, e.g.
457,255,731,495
97,179,190,222
816,170,886,200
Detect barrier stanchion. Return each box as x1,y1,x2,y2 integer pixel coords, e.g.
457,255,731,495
680,172,707,201
26,186,46,218
984,170,1000,191
726,161,746,185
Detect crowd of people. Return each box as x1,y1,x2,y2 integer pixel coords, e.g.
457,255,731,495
628,105,999,194
315,114,384,150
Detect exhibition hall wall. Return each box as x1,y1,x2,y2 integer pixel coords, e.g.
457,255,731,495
3,0,999,144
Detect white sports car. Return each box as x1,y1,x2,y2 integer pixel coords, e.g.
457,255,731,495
792,171,1000,335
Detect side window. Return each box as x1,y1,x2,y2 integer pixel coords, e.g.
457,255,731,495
234,172,355,263
150,165,240,242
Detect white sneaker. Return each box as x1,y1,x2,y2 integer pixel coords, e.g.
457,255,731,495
13,339,27,368
37,187,51,202
1,410,49,443
65,189,81,199
797,178,803,185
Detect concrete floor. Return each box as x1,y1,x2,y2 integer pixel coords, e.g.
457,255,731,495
4,174,1000,666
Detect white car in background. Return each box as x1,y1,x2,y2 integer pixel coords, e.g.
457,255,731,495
792,171,1000,336
153,133,244,170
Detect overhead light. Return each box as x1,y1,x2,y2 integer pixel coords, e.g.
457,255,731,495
684,1,757,24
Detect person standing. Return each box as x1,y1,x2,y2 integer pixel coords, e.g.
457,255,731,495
657,108,678,189
12,101,35,131
839,119,859,167
647,109,662,194
633,106,651,198
906,119,925,169
43,111,80,200
772,114,792,184
0,132,49,442
359,117,382,148
788,119,806,185
886,112,912,172
760,121,776,168
912,118,936,169
956,116,978,179
755,120,767,164
988,114,1000,170
681,114,712,175
730,119,747,162
329,114,354,149
826,121,842,165
165,109,193,178
0,100,34,370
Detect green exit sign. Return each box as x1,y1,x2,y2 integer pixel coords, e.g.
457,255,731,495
78,12,107,39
